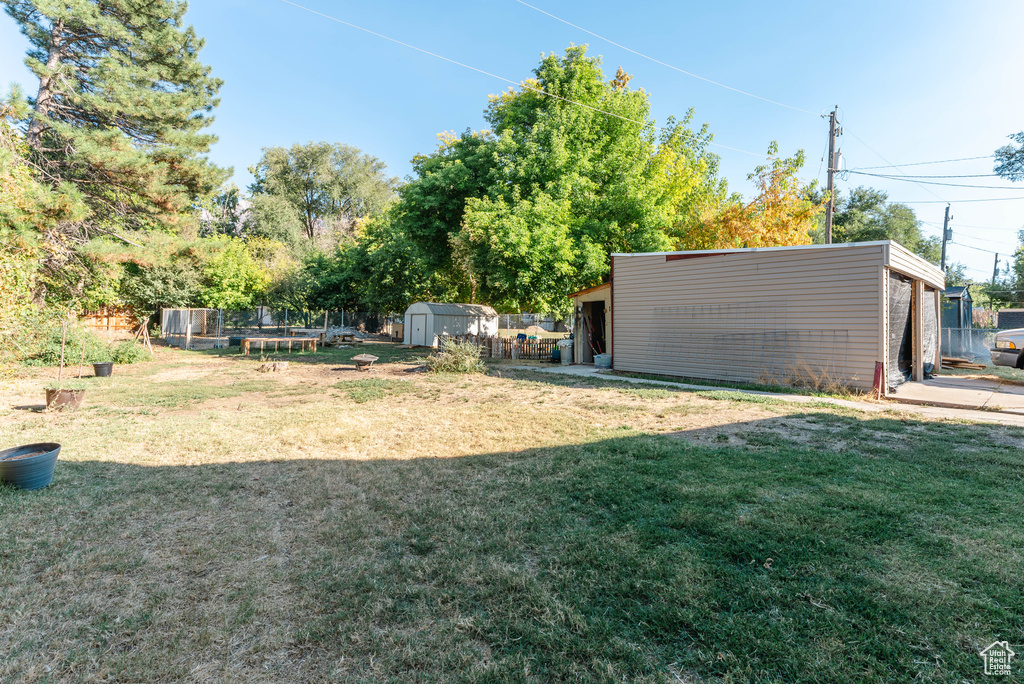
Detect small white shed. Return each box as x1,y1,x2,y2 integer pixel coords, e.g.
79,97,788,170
402,302,499,347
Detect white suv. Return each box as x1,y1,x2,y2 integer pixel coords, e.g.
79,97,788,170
991,328,1024,368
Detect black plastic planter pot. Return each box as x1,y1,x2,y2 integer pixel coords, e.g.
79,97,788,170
93,362,113,377
45,388,85,411
0,442,60,490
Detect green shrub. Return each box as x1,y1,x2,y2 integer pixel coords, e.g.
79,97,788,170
110,341,152,364
20,318,109,366
424,337,485,374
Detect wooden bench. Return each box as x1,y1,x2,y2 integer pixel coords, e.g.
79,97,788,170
352,353,379,371
241,337,318,356
286,328,327,342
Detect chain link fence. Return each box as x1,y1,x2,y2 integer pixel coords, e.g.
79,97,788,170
161,308,398,349
497,313,572,333
941,327,996,361
161,308,224,349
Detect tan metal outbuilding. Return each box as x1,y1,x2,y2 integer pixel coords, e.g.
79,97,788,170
602,241,944,393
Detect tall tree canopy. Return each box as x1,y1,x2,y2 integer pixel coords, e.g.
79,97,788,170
807,186,943,265
687,142,821,250
248,142,398,242
3,0,226,229
364,46,728,312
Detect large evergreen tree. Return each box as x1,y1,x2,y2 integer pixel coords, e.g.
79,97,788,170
4,0,227,231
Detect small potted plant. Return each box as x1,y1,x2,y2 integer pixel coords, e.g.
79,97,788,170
44,378,88,411
44,321,88,411
93,348,114,377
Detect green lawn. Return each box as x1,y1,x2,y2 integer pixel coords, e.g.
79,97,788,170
1,345,1022,682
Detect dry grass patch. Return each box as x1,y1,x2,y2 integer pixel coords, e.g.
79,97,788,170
1,346,1023,682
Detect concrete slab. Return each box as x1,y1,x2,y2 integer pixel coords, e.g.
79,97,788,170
891,375,1024,412
506,365,1024,427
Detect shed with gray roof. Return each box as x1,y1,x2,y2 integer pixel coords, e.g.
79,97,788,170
402,302,499,347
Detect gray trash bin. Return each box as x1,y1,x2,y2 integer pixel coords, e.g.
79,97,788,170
558,339,573,365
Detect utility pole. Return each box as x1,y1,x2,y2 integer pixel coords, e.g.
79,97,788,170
940,204,952,271
824,106,841,244
992,253,1000,286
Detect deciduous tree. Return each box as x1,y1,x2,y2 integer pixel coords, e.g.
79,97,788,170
249,142,398,242
689,142,821,250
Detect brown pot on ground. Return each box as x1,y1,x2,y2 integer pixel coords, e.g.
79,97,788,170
45,388,85,412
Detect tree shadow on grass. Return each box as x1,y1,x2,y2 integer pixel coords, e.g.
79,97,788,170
1,414,1022,682
196,340,422,369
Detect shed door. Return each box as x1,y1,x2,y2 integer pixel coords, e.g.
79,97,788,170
411,314,427,346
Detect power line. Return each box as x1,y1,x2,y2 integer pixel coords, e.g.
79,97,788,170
847,170,1021,190
511,0,819,116
950,241,1001,255
852,155,993,170
274,0,767,157
843,127,948,202
847,172,999,179
940,221,1024,232
897,196,1024,204
940,231,1012,247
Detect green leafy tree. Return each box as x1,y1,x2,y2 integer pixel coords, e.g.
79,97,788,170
198,238,269,310
244,193,305,248
983,229,1024,306
351,47,727,312
382,130,497,302
810,186,941,264
461,48,674,310
995,132,1024,181
348,215,433,313
689,143,820,250
249,142,398,242
119,263,201,316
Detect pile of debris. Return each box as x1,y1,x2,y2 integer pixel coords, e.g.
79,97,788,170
941,356,987,371
322,326,379,346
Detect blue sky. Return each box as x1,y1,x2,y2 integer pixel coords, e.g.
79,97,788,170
3,0,1024,282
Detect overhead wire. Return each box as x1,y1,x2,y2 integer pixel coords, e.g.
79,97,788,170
511,0,819,116
846,171,1022,190
893,196,1024,204
949,241,1001,255
274,0,766,157
853,155,993,170
937,221,1024,232
848,173,999,179
842,127,948,202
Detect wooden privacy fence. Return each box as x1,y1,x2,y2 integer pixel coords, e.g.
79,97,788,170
80,307,137,332
441,334,567,360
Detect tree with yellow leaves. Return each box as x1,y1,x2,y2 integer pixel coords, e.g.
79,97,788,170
682,142,823,250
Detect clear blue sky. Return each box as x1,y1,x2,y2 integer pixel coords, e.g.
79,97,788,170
3,0,1024,281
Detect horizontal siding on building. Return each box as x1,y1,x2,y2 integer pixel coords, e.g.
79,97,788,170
886,243,945,289
613,245,884,390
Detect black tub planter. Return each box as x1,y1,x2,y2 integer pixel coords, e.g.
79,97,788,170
45,388,85,411
0,443,61,490
93,362,113,377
